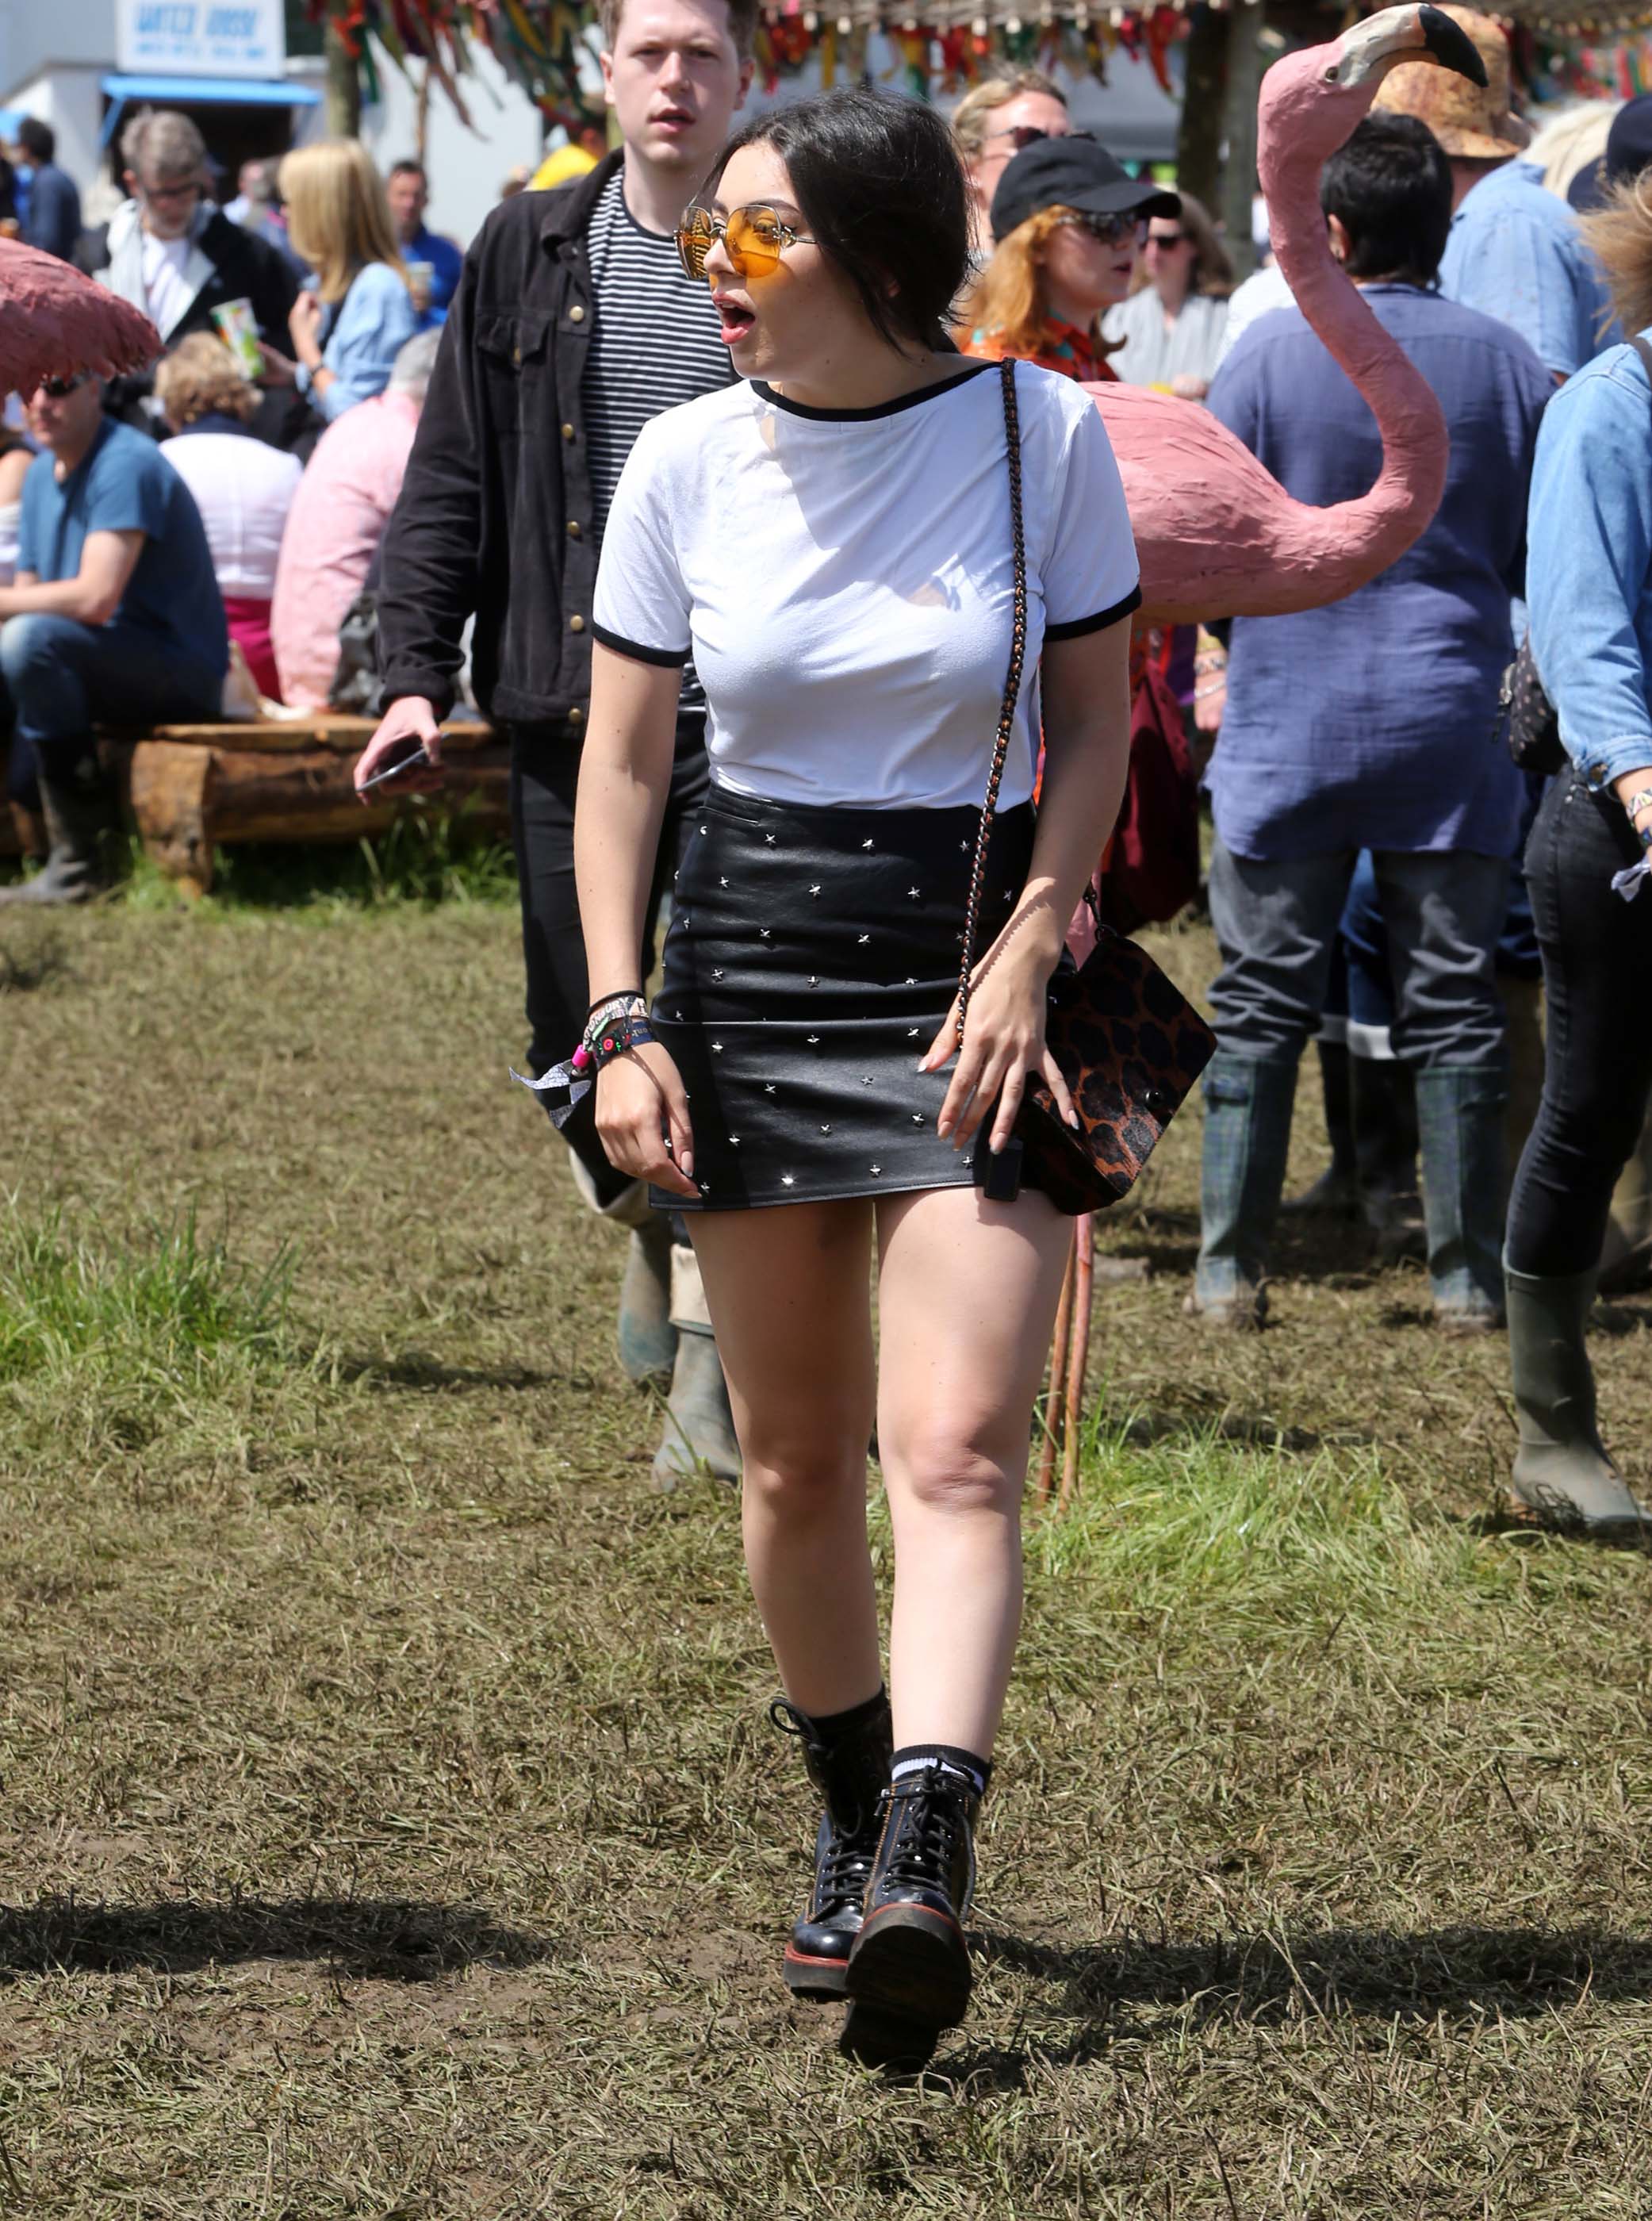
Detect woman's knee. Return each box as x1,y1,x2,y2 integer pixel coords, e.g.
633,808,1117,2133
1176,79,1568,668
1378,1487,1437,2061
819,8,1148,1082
738,1408,869,1513
884,1419,1021,1518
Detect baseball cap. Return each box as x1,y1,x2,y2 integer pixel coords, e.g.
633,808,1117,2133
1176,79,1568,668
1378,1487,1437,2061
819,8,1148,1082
1569,94,1652,210
990,133,1179,245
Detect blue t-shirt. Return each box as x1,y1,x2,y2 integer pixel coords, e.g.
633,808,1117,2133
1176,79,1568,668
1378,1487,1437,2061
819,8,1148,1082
17,417,228,678
406,223,463,328
1205,285,1551,861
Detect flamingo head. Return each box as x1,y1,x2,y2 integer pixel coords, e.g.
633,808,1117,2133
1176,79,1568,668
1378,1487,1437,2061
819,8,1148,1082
1260,5,1487,196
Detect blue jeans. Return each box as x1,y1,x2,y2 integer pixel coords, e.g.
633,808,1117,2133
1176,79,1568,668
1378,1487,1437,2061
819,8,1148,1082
1207,839,1510,1070
0,613,220,787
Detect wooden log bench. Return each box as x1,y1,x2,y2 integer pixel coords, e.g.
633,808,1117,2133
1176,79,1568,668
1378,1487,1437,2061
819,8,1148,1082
2,715,506,897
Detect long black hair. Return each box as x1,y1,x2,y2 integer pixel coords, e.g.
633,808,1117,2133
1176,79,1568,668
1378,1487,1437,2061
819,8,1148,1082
705,86,970,353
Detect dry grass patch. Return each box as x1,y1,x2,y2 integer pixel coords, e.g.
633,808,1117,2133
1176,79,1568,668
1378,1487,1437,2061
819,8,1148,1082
0,881,1649,2216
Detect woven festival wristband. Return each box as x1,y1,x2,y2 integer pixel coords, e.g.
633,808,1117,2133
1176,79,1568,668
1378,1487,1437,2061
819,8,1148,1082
575,1014,657,1076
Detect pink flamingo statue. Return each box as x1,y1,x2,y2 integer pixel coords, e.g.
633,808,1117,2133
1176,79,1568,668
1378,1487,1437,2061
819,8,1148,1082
0,238,160,397
1040,5,1487,1499
1096,3,1485,625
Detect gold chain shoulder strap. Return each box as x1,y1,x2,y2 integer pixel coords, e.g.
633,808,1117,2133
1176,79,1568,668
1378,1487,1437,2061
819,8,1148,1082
955,355,1029,1042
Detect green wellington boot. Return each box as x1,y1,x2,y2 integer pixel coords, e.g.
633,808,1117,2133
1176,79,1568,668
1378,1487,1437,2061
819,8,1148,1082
1188,1053,1299,1329
565,1153,677,1389
1505,1264,1652,1543
1415,1064,1508,1334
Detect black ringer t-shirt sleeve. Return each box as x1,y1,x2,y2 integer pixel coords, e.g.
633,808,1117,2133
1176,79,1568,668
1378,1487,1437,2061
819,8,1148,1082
1045,581,1144,641
592,623,690,667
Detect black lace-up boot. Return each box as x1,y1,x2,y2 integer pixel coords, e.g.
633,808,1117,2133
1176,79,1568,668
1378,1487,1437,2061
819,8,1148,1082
769,1690,892,2000
845,1763,979,2035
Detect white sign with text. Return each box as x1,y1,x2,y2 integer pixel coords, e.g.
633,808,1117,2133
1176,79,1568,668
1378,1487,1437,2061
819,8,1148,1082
115,0,287,79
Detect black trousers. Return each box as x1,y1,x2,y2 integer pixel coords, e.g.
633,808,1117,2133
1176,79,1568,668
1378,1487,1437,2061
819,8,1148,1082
1505,770,1652,1275
508,715,710,1207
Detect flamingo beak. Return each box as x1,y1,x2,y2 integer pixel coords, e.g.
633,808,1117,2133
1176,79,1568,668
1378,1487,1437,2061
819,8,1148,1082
1328,3,1489,91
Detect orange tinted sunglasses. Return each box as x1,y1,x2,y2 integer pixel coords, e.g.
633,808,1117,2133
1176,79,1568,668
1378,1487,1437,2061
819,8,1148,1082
675,202,815,282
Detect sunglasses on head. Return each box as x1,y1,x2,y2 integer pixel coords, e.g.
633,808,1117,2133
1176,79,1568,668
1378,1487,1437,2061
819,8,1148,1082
676,202,814,282
38,372,90,399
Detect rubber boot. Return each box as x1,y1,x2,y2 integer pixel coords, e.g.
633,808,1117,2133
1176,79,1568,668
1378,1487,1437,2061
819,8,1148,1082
845,1765,979,2062
770,1691,893,2000
1282,1040,1359,1218
1349,1053,1424,1260
1415,1064,1508,1333
1500,974,1546,1212
1188,1053,1299,1329
1599,1107,1652,1296
652,1245,741,1488
0,758,113,908
565,1152,677,1388
1505,1264,1652,1541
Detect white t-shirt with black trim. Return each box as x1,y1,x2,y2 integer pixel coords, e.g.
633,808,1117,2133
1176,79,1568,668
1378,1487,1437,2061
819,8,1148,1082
592,359,1140,812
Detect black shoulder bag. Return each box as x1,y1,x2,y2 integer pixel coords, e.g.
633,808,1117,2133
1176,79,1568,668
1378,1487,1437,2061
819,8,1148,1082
959,359,1215,1216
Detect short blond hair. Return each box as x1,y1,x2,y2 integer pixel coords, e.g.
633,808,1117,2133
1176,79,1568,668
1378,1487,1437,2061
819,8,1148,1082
950,70,1067,160
596,0,758,59
278,140,407,305
1582,174,1652,345
155,333,257,428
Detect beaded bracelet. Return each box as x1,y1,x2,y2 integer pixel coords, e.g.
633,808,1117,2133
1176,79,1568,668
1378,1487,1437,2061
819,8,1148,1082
1622,787,1652,821
1194,679,1227,701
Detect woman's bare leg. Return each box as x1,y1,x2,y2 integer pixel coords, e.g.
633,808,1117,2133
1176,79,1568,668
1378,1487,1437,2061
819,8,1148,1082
873,1183,1073,1756
688,1200,882,1717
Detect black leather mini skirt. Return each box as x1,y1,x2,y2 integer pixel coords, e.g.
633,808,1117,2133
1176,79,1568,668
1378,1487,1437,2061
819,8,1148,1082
651,785,1037,1212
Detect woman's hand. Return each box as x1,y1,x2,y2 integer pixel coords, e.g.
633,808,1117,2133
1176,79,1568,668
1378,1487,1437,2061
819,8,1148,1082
595,1044,699,1200
921,920,1076,1156
1612,765,1652,853
1171,372,1209,401
256,344,297,387
289,291,324,365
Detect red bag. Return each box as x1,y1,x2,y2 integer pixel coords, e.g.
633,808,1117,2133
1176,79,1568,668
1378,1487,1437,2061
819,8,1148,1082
1096,656,1202,934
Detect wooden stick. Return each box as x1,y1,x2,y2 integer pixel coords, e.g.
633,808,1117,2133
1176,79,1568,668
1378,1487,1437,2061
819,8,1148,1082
1059,1214,1096,1513
1037,1233,1076,1503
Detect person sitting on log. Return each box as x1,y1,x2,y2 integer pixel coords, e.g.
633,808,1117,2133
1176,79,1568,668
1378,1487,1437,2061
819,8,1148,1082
0,369,226,906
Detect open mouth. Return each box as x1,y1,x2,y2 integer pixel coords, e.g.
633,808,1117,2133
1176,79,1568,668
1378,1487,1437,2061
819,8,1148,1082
654,105,696,132
712,291,757,347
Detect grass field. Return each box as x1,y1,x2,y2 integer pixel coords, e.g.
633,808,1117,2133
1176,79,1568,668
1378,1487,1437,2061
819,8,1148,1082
2,850,1651,2219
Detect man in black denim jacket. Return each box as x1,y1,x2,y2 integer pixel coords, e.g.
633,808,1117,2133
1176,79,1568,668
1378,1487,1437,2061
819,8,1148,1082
362,0,755,1483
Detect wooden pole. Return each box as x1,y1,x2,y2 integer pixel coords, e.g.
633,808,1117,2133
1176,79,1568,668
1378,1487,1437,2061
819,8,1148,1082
1175,2,1228,213
1037,1234,1076,1503
1217,0,1267,284
1059,1215,1095,1513
324,17,362,140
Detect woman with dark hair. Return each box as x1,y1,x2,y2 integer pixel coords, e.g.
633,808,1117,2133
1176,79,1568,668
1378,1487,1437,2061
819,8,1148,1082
1103,190,1234,400
572,85,1138,2058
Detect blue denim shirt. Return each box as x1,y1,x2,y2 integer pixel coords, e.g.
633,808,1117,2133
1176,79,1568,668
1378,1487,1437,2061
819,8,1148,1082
1440,159,1618,380
1527,333,1652,791
300,261,420,421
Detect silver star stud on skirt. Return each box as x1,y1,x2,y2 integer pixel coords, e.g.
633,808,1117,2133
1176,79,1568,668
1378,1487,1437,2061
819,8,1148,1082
711,1041,725,1053
857,934,870,945
765,833,777,846
809,884,822,897
871,1164,882,1176
861,838,874,850
764,1084,776,1095
781,1173,795,1187
819,1124,831,1134
807,1034,820,1045
712,968,725,980
719,876,729,888
907,887,921,899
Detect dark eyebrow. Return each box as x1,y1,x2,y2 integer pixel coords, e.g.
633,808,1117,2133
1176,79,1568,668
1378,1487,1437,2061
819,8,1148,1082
711,198,806,221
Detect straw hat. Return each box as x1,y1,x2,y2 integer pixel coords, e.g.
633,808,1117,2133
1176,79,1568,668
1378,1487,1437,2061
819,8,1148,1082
1374,6,1531,162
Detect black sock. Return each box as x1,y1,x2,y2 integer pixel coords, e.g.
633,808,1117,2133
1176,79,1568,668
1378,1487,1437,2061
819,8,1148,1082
891,1742,992,1798
807,1686,887,1739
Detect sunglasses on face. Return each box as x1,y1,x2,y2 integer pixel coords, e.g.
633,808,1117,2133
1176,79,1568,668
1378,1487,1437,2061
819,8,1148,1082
1145,228,1187,249
1054,210,1148,249
985,124,1054,153
676,202,815,282
37,373,90,399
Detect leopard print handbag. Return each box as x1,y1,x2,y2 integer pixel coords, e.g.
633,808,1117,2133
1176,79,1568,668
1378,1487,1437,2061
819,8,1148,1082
956,361,1216,1218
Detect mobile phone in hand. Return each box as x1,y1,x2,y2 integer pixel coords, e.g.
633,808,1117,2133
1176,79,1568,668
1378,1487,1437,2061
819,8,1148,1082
359,742,432,792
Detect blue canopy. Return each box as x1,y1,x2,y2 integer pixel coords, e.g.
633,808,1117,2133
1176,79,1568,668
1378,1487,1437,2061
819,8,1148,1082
100,74,320,147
